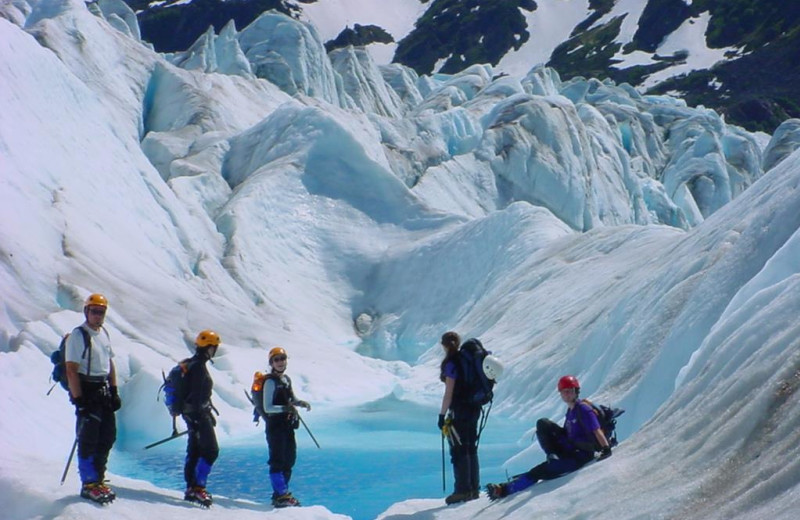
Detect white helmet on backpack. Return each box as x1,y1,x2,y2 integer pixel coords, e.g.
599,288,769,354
482,355,504,381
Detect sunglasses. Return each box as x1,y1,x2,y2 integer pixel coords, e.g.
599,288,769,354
272,356,287,362
88,308,106,316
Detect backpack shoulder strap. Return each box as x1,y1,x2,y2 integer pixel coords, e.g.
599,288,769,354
77,326,91,357
179,357,195,373
78,326,93,376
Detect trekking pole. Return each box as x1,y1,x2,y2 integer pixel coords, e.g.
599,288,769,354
297,413,321,449
441,432,446,492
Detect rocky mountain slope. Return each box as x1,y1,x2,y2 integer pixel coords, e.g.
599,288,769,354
126,0,799,132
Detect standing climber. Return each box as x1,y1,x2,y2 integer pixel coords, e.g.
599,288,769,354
438,331,482,504
66,293,122,504
256,347,311,508
179,330,221,507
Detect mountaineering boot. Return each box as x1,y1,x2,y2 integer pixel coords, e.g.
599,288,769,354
445,491,473,505
184,486,213,507
446,448,473,505
80,482,113,504
272,492,300,508
98,482,116,501
486,483,508,501
468,452,480,500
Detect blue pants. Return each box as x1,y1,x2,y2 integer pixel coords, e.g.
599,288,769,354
507,418,594,495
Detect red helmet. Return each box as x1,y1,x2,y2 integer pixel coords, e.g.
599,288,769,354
557,375,580,391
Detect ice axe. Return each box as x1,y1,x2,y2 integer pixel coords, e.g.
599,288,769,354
60,416,86,485
144,416,187,449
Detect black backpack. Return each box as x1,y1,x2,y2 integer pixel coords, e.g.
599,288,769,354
159,359,193,416
454,338,494,406
48,327,91,394
578,399,625,448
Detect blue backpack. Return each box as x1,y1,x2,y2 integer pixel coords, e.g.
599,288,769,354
455,338,494,406
48,327,91,394
159,359,192,416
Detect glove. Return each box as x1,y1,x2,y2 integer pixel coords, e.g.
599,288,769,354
72,395,90,417
295,400,311,411
110,386,122,412
598,445,612,460
437,414,445,430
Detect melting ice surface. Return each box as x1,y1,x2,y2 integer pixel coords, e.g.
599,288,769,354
114,399,530,520
4,1,800,519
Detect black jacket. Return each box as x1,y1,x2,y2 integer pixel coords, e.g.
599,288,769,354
183,353,213,414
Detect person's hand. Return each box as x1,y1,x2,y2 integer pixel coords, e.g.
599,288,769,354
72,395,89,417
438,414,446,430
110,386,122,412
295,400,311,411
598,445,612,460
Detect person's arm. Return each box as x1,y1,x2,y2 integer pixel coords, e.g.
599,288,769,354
594,426,612,459
439,376,455,415
262,378,289,414
593,427,610,449
66,362,82,400
64,330,85,401
108,359,117,387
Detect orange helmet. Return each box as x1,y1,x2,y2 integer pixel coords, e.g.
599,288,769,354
557,375,580,391
195,330,221,348
84,293,108,308
269,347,287,362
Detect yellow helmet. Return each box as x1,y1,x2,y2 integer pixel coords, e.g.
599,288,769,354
84,293,108,308
269,347,287,362
195,330,221,348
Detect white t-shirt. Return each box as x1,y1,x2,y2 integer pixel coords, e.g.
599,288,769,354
64,324,114,378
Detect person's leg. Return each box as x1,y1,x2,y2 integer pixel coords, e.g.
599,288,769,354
535,418,567,457
268,422,291,496
487,460,544,501
447,442,471,502
447,406,479,503
194,413,219,488
184,419,200,488
284,429,296,487
94,406,116,482
461,408,481,497
77,400,103,485
488,448,595,500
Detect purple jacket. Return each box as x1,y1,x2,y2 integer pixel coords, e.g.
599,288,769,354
564,401,601,448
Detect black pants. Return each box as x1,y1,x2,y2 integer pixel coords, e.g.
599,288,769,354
76,383,116,484
183,412,219,488
510,418,594,491
266,417,297,477
449,404,481,494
